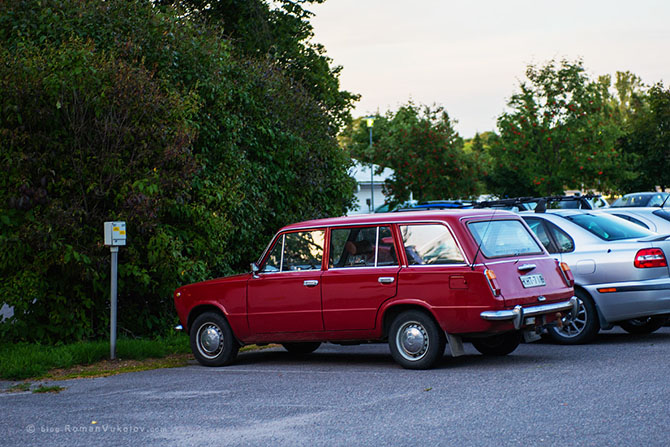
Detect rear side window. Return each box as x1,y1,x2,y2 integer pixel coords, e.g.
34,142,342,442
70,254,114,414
564,213,653,241
468,220,543,258
523,217,575,254
399,224,465,265
330,226,398,268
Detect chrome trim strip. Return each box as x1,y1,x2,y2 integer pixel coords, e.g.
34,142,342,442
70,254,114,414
480,297,578,330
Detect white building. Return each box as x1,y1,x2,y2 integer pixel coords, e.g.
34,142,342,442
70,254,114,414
349,160,394,215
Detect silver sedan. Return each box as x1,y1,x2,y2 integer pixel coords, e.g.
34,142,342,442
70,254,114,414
597,207,670,234
521,210,670,344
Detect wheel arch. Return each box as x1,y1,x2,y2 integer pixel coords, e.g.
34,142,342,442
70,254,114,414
381,303,440,339
187,304,228,334
574,284,609,329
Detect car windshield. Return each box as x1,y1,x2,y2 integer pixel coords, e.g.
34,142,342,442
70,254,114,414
611,193,669,207
468,219,543,258
563,213,654,241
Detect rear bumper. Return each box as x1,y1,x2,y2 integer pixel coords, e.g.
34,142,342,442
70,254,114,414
584,277,670,323
480,297,579,330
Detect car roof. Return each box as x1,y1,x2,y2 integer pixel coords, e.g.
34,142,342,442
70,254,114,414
281,209,518,231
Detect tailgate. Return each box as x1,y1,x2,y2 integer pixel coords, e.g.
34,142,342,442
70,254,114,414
487,256,572,307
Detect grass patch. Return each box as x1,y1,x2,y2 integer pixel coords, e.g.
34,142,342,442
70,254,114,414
8,382,31,392
32,385,66,394
0,334,190,380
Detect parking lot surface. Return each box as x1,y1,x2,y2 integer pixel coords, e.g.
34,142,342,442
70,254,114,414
2,327,670,446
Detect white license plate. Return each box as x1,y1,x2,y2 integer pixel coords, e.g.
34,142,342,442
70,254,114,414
520,274,546,288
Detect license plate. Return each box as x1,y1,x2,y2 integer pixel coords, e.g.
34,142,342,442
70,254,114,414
520,273,546,288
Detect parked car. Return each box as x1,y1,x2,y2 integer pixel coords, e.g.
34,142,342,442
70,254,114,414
175,210,576,369
521,210,670,344
597,207,670,234
476,194,606,212
610,192,669,208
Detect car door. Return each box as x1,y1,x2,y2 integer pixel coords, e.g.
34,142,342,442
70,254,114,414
321,225,400,330
247,229,325,334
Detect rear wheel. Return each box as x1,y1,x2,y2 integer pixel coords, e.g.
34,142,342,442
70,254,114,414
547,290,600,344
472,332,521,356
388,310,446,370
282,342,321,355
619,316,668,334
190,312,239,366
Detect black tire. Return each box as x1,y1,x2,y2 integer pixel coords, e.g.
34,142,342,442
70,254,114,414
388,310,446,370
546,290,600,344
619,316,668,334
472,332,521,356
190,312,239,366
282,342,321,355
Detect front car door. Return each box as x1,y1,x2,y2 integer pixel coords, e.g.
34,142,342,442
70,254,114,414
247,229,325,334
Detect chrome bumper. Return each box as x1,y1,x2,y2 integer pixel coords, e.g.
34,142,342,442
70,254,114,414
480,296,578,330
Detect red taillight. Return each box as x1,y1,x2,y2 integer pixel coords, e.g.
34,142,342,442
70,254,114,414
634,248,668,268
558,261,574,287
485,269,501,296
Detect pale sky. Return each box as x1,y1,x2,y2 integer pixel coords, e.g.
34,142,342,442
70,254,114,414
308,0,670,138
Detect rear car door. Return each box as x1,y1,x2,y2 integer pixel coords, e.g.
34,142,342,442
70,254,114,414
321,225,400,330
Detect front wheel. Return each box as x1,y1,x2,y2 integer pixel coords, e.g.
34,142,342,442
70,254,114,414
619,316,668,334
388,310,446,370
190,312,240,366
546,291,600,344
472,332,521,356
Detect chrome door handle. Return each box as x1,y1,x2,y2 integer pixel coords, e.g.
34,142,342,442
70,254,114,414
518,264,536,271
303,280,319,287
378,277,395,284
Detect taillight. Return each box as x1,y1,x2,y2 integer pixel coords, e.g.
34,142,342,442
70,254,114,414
558,261,574,287
634,248,668,268
485,269,501,296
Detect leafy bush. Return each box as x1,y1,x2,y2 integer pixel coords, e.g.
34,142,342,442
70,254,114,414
0,0,355,343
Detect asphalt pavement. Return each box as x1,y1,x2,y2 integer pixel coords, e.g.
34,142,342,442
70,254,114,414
2,327,670,446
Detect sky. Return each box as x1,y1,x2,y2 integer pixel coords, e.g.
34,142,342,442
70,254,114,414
308,0,670,138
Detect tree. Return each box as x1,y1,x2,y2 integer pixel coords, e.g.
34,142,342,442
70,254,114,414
487,59,628,197
0,0,356,342
618,83,670,191
345,103,482,205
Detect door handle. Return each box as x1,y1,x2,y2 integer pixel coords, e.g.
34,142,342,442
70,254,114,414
303,280,319,287
518,263,536,271
378,277,395,284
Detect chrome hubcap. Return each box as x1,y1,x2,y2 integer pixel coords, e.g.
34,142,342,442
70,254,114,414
397,321,429,361
197,324,224,359
557,298,587,338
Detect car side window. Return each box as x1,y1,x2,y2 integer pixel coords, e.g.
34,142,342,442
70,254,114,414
330,226,398,268
546,221,574,253
400,224,464,265
524,218,554,253
264,230,324,272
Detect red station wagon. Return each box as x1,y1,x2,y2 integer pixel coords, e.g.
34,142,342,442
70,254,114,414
174,210,577,369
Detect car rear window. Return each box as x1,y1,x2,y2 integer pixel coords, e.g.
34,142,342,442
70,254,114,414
467,220,543,258
563,213,654,241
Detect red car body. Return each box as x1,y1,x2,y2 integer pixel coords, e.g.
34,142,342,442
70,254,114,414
175,210,576,369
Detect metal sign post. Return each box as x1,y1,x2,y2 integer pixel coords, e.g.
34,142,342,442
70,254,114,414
104,221,126,360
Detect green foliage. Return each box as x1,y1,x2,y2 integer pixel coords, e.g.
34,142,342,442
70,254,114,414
618,83,670,191
0,0,356,343
0,334,190,380
344,103,482,205
487,59,628,197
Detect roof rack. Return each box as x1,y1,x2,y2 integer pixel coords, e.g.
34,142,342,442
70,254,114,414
475,194,602,213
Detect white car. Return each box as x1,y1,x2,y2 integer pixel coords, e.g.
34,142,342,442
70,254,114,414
597,207,670,234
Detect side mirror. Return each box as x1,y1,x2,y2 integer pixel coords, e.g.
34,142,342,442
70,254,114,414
251,262,260,278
